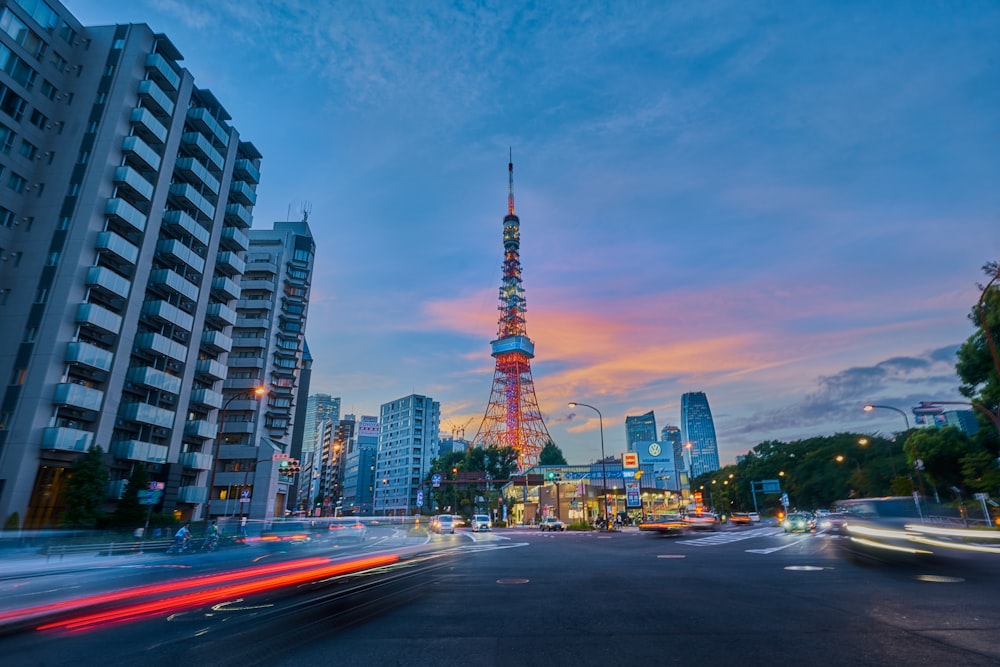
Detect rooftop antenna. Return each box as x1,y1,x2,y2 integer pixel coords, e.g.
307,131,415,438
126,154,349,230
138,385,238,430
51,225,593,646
507,147,515,216
301,201,312,222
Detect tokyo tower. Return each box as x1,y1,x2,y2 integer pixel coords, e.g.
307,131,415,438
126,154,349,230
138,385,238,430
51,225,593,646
472,155,551,470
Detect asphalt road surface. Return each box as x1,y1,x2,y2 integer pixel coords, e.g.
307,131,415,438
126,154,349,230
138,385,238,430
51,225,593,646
3,524,999,666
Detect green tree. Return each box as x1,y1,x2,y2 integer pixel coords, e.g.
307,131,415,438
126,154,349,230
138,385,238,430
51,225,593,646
112,463,150,529
955,261,1000,448
538,440,568,465
61,445,110,528
906,427,976,492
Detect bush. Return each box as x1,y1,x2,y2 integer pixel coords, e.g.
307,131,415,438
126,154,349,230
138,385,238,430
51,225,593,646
567,521,593,531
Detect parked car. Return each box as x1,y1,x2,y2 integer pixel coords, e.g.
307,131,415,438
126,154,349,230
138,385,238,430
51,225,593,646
539,517,566,531
684,510,720,531
328,517,367,544
639,514,689,535
471,514,492,532
430,515,455,534
783,512,815,533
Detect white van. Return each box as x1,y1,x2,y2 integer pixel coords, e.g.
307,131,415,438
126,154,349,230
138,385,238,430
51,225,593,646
472,514,492,532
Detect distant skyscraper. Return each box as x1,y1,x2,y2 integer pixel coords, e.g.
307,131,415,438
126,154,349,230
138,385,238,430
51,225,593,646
680,392,720,477
661,425,683,469
625,411,657,452
303,394,341,454
342,415,378,515
376,395,440,516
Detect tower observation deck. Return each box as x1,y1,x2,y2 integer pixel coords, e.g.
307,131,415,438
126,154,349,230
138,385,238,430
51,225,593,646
473,156,551,470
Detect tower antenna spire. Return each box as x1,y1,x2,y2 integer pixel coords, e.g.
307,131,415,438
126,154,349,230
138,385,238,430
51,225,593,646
507,148,515,216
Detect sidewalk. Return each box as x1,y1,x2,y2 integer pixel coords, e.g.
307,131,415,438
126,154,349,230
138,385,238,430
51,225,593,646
0,546,164,580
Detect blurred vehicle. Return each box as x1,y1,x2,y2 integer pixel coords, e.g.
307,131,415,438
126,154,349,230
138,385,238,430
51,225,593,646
730,512,761,525
540,517,565,531
260,521,312,545
431,515,455,534
783,512,815,533
328,517,367,544
471,514,492,532
639,514,689,535
684,509,720,531
816,512,850,534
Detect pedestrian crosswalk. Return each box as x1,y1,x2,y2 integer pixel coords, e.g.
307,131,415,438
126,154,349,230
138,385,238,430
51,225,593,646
679,527,784,547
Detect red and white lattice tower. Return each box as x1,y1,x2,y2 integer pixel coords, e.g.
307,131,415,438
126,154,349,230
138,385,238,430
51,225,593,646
472,156,551,470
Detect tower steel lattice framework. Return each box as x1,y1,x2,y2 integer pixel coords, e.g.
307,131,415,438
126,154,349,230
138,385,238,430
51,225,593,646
473,157,551,470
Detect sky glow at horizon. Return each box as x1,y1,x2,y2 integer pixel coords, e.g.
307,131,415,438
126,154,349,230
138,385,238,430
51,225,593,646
69,1,1000,465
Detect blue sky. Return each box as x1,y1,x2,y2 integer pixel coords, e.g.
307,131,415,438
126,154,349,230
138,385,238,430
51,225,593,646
71,1,1000,465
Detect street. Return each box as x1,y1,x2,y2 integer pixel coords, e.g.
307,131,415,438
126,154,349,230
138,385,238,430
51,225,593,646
2,524,999,666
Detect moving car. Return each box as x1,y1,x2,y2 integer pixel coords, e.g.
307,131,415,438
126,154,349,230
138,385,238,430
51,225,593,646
259,521,313,545
816,512,850,534
684,509,720,531
730,512,761,525
328,517,367,544
783,512,815,533
430,515,455,534
471,514,492,532
639,514,689,535
539,517,565,531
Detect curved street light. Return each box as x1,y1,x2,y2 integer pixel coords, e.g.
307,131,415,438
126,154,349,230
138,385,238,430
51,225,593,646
568,401,608,529
207,386,266,518
863,404,910,429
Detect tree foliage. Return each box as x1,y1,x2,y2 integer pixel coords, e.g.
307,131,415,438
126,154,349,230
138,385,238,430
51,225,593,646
538,440,568,465
955,261,1000,451
61,445,110,528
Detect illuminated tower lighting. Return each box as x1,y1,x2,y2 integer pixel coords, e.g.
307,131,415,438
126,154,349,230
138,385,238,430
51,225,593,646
472,154,551,470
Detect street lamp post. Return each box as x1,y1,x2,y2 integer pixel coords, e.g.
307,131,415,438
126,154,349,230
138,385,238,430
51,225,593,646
863,404,910,429
207,386,266,519
684,442,694,506
569,402,608,530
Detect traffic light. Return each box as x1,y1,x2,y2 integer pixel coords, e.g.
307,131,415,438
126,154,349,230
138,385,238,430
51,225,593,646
546,471,555,481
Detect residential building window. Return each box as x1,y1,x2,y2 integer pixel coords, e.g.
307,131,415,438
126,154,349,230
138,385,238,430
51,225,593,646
18,139,36,160
7,172,25,193
0,122,13,152
39,79,56,100
28,108,46,129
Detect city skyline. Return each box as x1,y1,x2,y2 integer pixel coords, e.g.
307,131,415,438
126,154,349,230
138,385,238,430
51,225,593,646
68,1,1000,465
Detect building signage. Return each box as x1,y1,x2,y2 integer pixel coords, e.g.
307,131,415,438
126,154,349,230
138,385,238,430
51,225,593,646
623,452,639,469
625,481,641,508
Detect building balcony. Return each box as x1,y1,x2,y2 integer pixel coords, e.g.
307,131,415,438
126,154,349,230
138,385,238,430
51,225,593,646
234,316,269,330
224,378,266,392
120,134,161,173
205,302,237,327
177,485,207,504
196,358,227,382
187,107,230,147
175,156,221,197
239,279,275,292
65,341,114,373
229,181,257,207
106,196,148,233
53,382,105,412
190,387,224,410
145,53,180,91
236,298,272,311
127,365,182,395
133,331,188,363
130,107,168,145
185,419,215,440
224,203,252,229
215,250,245,276
201,329,233,354
220,225,249,252
85,266,131,300
76,302,123,335
111,439,169,464
120,401,175,429
142,299,194,332
41,426,94,453
149,268,199,302
228,356,264,369
181,132,223,171
168,183,216,221
179,451,213,470
162,209,211,247
231,336,266,349
96,230,139,267
211,276,241,302
113,165,154,203
136,78,174,117
234,158,260,184
156,238,206,274
218,420,256,435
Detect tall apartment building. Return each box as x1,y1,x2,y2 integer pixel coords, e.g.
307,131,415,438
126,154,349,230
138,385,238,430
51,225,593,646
680,391,720,477
375,394,439,516
0,1,263,528
212,219,315,522
625,411,657,452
